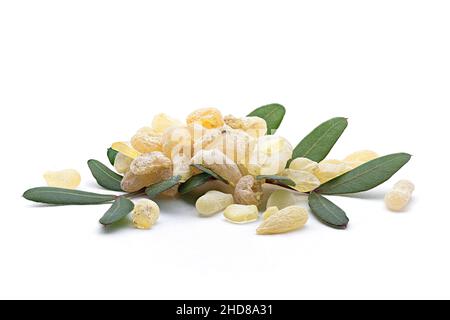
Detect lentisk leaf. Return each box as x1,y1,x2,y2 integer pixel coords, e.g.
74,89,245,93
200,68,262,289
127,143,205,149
23,187,116,205
292,117,348,162
316,153,412,195
107,148,118,166
256,175,296,187
178,173,213,194
87,159,123,192
308,192,349,229
248,103,286,134
146,176,182,198
99,196,134,225
191,164,227,183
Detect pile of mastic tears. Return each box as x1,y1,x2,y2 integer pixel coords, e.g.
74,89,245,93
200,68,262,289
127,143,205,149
24,104,414,234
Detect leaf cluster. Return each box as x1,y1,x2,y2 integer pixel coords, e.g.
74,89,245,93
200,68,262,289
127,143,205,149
23,103,411,229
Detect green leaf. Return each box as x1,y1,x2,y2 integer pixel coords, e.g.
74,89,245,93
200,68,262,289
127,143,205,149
292,117,348,162
107,148,118,166
178,173,213,194
191,164,227,183
308,192,349,229
316,153,412,195
87,159,123,192
99,196,134,226
248,103,286,135
146,176,182,198
256,175,296,187
23,187,116,205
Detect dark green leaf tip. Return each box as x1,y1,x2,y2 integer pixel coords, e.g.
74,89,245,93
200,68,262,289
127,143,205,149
308,192,349,229
107,148,118,166
99,196,134,226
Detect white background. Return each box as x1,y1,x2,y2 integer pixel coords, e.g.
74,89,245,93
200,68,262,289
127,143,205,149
1,1,449,300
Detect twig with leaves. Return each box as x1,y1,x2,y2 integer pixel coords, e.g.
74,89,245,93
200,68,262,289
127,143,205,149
23,104,411,230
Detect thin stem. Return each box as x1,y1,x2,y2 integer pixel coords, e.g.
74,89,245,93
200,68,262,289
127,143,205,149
124,190,146,199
